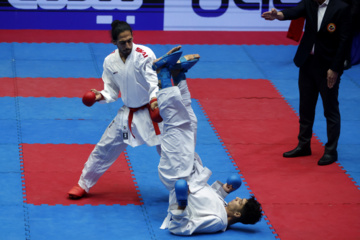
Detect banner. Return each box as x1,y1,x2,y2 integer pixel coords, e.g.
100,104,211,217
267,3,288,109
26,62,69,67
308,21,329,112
0,0,164,30
164,0,301,31
0,0,300,30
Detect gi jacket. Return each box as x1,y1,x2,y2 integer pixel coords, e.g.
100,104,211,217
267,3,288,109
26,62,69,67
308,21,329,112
99,43,161,147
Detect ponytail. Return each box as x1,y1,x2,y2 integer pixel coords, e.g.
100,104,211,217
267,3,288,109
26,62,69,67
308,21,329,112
110,20,132,41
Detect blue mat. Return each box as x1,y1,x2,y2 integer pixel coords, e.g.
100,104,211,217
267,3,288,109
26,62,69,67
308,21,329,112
0,120,18,144
16,60,99,78
0,205,26,240
17,97,121,120
0,43,299,80
0,172,24,205
0,97,16,119
0,43,12,60
0,59,13,77
1,42,359,240
20,119,110,144
0,144,22,172
27,204,152,240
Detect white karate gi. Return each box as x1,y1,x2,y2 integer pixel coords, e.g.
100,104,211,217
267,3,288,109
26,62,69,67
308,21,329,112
157,82,228,235
166,180,229,235
78,43,161,192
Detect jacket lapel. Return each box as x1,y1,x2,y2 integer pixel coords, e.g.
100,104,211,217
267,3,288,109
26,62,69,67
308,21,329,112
309,0,319,32
320,0,335,31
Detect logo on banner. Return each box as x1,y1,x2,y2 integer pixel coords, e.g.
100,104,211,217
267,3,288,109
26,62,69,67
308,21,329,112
8,0,143,10
192,0,300,16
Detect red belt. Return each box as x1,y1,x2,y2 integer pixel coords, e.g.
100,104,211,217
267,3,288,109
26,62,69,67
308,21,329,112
128,104,161,138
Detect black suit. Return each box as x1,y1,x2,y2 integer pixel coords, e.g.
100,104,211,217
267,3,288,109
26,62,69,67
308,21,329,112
281,0,351,156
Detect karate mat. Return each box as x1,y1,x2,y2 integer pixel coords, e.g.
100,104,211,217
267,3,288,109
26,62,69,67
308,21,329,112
0,31,359,240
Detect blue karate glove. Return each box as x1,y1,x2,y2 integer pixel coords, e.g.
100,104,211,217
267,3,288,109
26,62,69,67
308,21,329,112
175,179,188,207
227,174,242,191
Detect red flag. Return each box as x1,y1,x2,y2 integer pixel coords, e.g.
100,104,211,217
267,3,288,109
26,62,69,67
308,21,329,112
287,17,305,42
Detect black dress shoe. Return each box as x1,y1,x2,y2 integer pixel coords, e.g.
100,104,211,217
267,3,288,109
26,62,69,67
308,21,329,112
283,146,311,158
318,153,337,166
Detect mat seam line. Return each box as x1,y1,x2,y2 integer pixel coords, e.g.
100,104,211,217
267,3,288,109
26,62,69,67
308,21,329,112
12,42,31,240
124,151,157,240
89,43,102,78
347,73,360,88
241,45,270,80
195,98,281,240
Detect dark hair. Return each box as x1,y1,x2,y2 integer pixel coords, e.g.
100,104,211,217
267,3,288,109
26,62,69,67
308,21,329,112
238,196,262,224
110,20,132,41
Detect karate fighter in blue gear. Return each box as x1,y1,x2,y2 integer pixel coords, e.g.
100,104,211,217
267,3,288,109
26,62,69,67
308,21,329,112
152,47,262,236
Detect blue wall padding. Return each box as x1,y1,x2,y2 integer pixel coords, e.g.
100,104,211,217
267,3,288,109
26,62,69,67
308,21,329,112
0,205,26,240
0,144,21,173
27,204,153,240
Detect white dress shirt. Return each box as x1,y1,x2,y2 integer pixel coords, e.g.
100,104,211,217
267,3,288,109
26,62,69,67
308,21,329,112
311,0,330,54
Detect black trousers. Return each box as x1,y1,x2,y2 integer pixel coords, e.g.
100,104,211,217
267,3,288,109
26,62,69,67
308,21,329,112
297,55,341,156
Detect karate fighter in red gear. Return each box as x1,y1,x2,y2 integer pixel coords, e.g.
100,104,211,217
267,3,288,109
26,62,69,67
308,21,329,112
68,20,165,199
